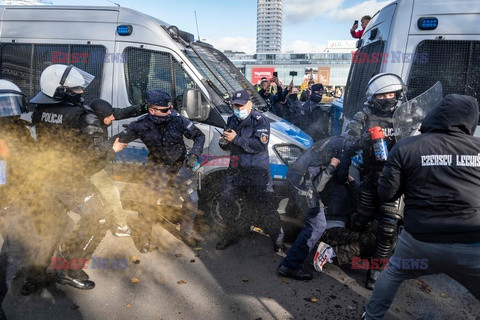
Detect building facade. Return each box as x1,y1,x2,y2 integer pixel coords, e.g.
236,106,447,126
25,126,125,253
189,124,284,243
256,0,283,53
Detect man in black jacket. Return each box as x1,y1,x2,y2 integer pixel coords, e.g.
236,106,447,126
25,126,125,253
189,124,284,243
364,94,480,319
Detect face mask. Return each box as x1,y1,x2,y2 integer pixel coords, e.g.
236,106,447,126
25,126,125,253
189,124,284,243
374,97,397,114
310,93,322,103
63,90,84,105
148,113,172,124
289,95,298,102
234,108,249,120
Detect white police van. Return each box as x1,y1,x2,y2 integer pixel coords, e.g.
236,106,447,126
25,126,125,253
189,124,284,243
342,0,480,128
0,5,312,224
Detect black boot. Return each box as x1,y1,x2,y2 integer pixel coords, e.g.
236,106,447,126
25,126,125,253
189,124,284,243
365,268,380,290
56,269,95,290
20,266,52,296
277,264,313,281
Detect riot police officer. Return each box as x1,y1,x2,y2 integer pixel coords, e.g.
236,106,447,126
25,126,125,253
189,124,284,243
0,80,37,319
119,90,205,251
215,89,284,251
345,73,407,290
23,64,128,294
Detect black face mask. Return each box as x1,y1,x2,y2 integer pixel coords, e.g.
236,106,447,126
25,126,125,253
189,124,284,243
63,90,84,105
289,95,298,102
310,93,322,103
373,97,397,114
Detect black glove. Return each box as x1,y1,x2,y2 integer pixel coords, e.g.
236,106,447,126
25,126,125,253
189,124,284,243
186,154,199,168
359,131,371,149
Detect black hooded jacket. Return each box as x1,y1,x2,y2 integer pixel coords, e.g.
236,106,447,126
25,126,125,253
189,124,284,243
378,94,480,244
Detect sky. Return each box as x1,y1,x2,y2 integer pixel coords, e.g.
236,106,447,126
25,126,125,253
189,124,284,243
45,0,391,53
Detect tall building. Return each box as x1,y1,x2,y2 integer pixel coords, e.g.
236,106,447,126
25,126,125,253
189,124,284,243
256,0,282,53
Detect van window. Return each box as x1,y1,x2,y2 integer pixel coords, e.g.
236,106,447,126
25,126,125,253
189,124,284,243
124,47,197,109
408,40,480,100
0,43,105,104
343,41,385,119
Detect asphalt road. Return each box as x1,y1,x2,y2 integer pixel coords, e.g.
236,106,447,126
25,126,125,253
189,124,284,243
2,220,480,320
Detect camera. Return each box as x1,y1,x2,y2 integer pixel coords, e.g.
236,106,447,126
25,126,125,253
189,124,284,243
289,71,298,76
273,71,278,77
354,20,358,25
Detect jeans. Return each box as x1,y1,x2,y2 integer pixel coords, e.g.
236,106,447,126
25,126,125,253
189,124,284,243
365,230,480,320
281,207,327,270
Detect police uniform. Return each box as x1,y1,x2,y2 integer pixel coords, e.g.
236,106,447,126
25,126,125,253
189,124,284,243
216,90,283,251
119,91,205,248
346,105,403,289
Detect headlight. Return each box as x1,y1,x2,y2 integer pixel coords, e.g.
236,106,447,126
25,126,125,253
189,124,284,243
274,144,304,166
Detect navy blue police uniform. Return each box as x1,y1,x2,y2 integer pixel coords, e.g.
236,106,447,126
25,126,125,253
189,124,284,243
119,90,205,250
216,90,283,251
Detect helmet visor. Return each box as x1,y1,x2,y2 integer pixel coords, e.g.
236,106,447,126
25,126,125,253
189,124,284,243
0,90,26,117
63,66,95,90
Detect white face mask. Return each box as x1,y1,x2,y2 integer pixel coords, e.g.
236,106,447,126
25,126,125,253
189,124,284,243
234,108,249,120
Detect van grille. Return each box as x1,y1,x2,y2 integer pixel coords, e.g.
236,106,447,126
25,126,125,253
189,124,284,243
343,41,385,119
408,40,480,101
0,43,105,105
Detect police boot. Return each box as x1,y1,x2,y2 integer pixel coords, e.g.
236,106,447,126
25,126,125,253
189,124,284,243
56,269,95,290
20,266,51,296
365,268,381,290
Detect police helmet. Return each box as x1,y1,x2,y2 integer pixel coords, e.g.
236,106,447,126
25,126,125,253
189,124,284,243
365,73,406,114
0,80,27,117
30,64,94,104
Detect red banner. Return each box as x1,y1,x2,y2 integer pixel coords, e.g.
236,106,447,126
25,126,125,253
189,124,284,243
251,67,275,85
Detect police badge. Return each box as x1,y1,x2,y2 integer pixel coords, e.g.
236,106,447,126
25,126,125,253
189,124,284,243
261,133,268,144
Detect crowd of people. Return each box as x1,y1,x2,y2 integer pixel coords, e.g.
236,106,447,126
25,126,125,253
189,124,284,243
0,58,479,320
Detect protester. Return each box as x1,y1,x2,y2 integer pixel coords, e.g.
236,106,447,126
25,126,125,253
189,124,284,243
277,136,358,280
363,94,480,319
351,15,371,39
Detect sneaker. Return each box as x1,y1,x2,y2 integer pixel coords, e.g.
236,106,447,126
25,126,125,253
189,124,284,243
276,264,313,281
114,225,131,237
313,241,336,272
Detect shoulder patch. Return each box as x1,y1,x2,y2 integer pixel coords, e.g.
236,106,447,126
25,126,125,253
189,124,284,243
260,133,269,144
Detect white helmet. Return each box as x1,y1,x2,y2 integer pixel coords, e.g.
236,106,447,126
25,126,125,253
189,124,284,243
365,73,406,114
0,79,27,117
30,64,94,104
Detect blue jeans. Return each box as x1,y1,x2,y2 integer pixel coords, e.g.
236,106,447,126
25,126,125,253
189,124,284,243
281,207,327,270
366,230,480,320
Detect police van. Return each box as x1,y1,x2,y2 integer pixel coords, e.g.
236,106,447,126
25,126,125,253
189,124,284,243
0,5,312,224
342,0,480,130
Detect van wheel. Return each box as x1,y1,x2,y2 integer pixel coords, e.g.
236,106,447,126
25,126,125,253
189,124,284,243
199,180,251,235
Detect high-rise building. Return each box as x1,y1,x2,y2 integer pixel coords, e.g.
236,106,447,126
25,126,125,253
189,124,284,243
256,0,282,53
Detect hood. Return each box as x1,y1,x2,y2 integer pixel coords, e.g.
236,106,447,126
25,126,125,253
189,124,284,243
420,94,479,136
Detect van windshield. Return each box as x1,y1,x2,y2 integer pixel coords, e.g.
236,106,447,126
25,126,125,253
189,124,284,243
185,43,268,111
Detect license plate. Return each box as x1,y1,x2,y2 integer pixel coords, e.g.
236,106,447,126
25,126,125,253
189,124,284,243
0,160,6,185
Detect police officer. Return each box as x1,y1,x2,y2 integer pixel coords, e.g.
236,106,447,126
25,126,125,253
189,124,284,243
215,89,284,251
345,73,407,289
302,83,331,141
87,98,147,237
277,136,358,280
119,90,205,251
23,64,128,294
0,80,37,319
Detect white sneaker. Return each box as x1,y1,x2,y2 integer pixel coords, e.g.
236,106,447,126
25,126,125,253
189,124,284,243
114,225,131,237
313,241,336,272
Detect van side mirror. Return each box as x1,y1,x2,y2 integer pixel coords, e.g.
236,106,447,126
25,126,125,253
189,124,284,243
182,88,210,121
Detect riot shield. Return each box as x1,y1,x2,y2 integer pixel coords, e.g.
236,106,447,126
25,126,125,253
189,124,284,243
392,81,443,141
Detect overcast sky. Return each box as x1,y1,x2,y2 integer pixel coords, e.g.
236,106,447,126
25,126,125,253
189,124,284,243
49,0,391,53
